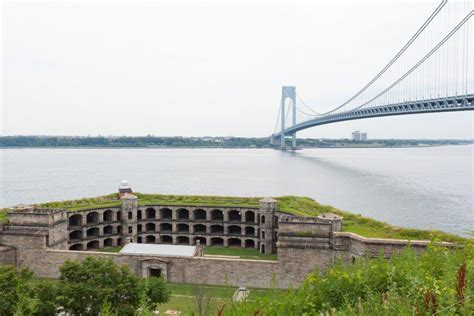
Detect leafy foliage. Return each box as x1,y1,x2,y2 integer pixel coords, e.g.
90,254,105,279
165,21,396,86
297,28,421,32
58,256,141,315
226,244,474,315
0,265,33,316
139,276,171,309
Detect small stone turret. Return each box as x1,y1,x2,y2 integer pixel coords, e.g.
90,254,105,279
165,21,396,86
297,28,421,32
118,180,133,198
259,198,277,254
120,187,138,243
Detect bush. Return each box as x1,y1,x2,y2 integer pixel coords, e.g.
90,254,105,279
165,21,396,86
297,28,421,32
0,265,33,315
58,256,141,315
139,276,171,309
226,243,474,315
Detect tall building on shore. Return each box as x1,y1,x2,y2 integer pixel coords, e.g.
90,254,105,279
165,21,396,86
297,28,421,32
352,131,361,141
352,131,368,141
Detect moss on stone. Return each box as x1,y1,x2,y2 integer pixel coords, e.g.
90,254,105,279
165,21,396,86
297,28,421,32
0,193,467,243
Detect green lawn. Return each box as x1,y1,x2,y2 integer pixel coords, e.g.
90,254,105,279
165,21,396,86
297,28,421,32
167,283,284,301
0,193,468,243
98,246,123,253
204,246,277,261
155,295,229,315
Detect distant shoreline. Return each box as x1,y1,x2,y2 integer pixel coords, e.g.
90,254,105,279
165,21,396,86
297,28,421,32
1,136,472,149
0,143,471,150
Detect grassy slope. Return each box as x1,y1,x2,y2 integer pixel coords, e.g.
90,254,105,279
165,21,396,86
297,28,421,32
0,193,468,243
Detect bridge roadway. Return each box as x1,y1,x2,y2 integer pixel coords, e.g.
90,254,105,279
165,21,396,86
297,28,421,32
271,94,474,142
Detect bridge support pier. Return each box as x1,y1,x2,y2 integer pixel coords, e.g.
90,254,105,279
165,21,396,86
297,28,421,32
280,86,296,150
292,96,296,149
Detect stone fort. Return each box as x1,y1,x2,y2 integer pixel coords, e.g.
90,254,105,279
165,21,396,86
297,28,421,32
0,182,451,289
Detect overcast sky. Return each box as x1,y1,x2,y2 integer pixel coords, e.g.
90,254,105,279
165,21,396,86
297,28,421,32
1,0,473,139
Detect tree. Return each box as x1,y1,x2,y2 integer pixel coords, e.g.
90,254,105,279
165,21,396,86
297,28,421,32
0,265,33,316
58,256,140,315
192,284,214,316
139,276,170,309
31,279,59,316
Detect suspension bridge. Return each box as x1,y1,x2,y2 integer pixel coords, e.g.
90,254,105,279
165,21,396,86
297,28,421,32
271,0,474,149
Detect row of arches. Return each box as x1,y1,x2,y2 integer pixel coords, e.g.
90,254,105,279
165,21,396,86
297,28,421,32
140,208,256,223
69,210,122,227
136,224,256,236
69,237,123,251
69,209,260,228
138,235,256,248
69,225,123,240
70,236,258,251
70,224,258,242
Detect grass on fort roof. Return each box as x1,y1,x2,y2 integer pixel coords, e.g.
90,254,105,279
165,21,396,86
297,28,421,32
0,193,468,243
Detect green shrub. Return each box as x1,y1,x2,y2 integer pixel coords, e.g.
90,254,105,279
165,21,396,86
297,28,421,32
226,244,474,315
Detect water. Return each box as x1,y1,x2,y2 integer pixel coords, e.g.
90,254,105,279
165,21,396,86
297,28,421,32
1,146,473,236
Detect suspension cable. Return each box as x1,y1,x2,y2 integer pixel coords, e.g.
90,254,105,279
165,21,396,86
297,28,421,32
296,94,321,115
350,10,473,112
318,0,448,116
272,102,282,134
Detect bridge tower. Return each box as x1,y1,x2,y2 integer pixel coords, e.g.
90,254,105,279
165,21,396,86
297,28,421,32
279,86,296,149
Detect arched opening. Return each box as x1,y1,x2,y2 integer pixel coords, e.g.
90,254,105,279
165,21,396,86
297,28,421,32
193,237,207,245
245,211,255,223
210,237,224,246
229,210,241,222
128,211,133,220
245,226,255,236
177,223,189,233
160,235,173,244
69,230,82,241
160,208,172,220
104,238,114,247
146,235,156,244
176,236,189,245
160,223,172,233
245,239,255,248
117,211,122,221
103,210,113,223
117,226,123,234
86,212,99,225
210,225,223,234
146,208,156,219
194,209,206,221
69,244,83,251
211,209,223,221
103,225,113,235
228,225,241,235
228,238,242,247
146,223,156,232
177,208,189,221
193,224,206,234
117,238,122,246
138,224,142,233
86,240,99,250
137,236,142,243
69,214,82,227
86,227,99,237
261,215,266,224
261,244,266,254
137,210,142,220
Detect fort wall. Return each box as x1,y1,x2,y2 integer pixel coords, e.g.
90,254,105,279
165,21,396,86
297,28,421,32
0,187,455,289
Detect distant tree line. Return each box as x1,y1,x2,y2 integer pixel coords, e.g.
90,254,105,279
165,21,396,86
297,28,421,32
0,136,472,148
